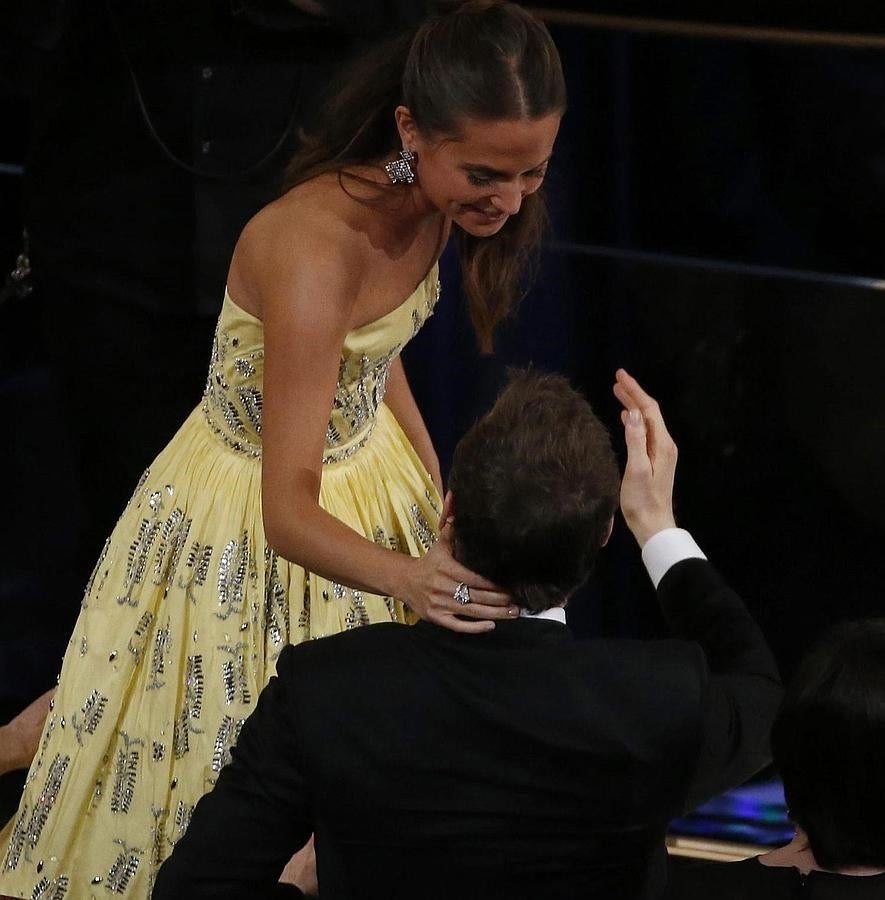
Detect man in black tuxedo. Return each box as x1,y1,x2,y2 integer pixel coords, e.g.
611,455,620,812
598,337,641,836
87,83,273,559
153,369,782,900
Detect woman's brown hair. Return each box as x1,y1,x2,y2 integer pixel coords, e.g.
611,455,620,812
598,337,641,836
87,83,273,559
283,1,567,352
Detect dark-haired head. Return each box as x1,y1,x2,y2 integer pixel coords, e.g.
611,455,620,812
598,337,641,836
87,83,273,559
401,1,566,138
447,370,619,613
772,619,885,869
285,2,567,352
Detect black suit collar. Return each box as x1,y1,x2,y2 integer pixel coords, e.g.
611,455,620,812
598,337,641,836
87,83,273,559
413,616,572,648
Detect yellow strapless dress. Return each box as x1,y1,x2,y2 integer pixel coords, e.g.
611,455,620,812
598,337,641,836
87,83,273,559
0,268,442,898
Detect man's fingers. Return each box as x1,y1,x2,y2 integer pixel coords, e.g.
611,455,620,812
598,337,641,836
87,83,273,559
612,382,634,414
614,370,662,423
614,369,675,460
612,380,635,410
641,411,675,465
614,368,654,409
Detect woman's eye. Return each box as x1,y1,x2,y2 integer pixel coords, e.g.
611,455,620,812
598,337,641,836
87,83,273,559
467,173,492,187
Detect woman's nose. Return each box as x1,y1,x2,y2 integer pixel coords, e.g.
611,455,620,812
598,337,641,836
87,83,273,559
492,182,524,215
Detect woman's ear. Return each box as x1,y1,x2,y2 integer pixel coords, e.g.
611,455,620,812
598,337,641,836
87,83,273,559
394,105,419,151
600,516,614,547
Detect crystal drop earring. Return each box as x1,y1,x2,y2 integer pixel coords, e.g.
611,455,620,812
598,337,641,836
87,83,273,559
384,149,417,185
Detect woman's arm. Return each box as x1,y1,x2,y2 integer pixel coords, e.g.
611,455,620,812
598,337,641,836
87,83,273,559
384,356,443,497
238,213,514,633
0,689,54,776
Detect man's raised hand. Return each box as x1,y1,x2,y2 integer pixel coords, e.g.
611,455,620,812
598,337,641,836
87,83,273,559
612,369,678,547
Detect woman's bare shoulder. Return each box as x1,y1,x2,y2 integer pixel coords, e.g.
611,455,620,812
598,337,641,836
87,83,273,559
243,177,362,265
230,175,368,311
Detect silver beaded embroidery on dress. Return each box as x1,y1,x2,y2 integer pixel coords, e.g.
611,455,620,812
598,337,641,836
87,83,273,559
0,267,442,899
203,275,441,465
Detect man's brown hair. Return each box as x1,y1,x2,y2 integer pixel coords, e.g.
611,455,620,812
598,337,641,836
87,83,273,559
448,370,620,613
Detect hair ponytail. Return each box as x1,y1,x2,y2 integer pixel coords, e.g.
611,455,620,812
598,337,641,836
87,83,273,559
282,30,413,190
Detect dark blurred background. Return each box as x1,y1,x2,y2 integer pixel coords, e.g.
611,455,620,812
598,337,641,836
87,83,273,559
2,1,884,833
410,4,885,672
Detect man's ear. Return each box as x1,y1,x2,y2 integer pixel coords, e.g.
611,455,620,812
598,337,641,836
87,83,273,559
600,516,614,548
441,490,455,526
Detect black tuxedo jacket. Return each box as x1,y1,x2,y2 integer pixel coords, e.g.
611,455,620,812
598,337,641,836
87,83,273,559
153,559,782,900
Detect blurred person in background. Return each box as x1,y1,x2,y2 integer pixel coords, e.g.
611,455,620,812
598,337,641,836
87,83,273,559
669,619,885,899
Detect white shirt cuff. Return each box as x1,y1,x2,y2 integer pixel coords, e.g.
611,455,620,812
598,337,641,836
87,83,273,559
641,528,707,589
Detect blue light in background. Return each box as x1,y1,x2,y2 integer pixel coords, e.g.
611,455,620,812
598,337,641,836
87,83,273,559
669,778,794,846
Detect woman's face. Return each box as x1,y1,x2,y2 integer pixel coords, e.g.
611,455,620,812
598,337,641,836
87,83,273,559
398,110,562,237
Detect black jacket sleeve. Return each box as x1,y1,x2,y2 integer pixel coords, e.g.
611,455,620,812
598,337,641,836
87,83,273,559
152,646,311,899
656,558,783,812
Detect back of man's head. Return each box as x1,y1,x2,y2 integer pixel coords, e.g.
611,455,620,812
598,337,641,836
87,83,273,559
448,370,620,613
772,618,885,870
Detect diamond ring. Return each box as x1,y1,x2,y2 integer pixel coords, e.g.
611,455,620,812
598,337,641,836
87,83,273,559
453,582,471,605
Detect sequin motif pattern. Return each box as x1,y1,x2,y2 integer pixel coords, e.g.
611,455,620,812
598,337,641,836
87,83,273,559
31,874,69,899
410,504,438,553
83,537,110,607
173,801,194,841
218,643,252,706
211,716,245,773
263,548,289,646
127,612,155,663
110,733,142,815
4,807,27,871
106,842,142,895
322,346,400,464
147,621,171,690
2,753,70,872
216,534,252,621
202,328,263,458
72,690,108,746
202,279,441,466
179,541,213,604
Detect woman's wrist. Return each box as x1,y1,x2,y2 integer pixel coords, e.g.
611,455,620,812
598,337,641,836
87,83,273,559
383,548,420,610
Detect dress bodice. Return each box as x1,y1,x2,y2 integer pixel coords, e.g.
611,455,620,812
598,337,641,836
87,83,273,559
202,266,440,463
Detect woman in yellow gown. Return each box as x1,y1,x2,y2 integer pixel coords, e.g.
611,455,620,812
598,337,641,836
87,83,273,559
0,2,566,896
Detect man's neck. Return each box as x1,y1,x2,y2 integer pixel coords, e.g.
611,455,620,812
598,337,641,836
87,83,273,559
519,606,566,624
